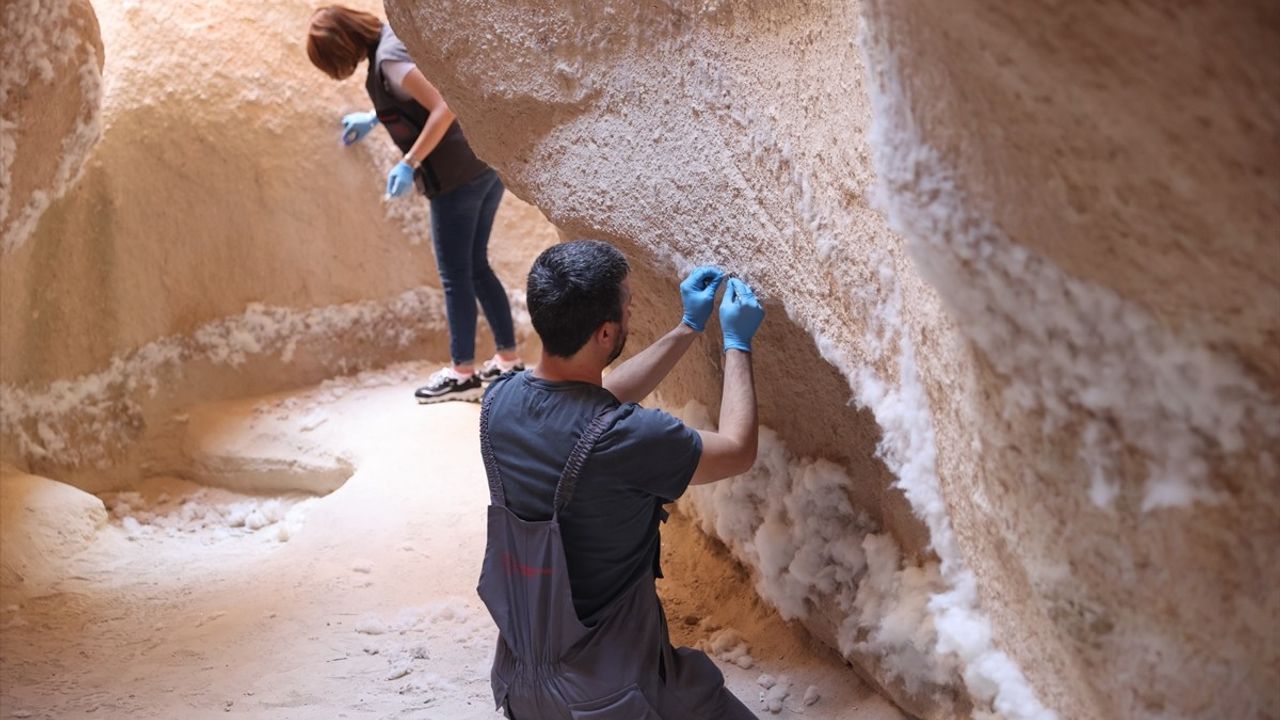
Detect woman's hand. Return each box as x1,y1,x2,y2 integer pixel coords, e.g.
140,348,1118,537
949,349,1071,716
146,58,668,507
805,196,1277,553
386,161,415,198
341,111,379,145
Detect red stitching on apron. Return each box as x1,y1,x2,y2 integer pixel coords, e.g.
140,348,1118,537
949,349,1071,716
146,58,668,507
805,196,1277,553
502,551,553,578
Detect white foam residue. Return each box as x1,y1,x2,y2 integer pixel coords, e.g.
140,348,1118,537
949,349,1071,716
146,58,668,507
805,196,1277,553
857,12,1279,513
760,675,791,714
673,244,1052,716
350,598,483,644
850,269,1052,719
675,401,962,700
0,0,104,255
0,287,447,467
100,480,313,542
846,534,954,693
699,627,755,670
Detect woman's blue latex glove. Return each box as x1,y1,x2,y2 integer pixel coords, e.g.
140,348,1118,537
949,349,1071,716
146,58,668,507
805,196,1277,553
679,266,726,332
386,161,415,198
720,277,765,352
340,111,379,145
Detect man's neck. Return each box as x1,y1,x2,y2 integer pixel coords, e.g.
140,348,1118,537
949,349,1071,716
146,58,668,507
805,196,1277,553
533,354,604,386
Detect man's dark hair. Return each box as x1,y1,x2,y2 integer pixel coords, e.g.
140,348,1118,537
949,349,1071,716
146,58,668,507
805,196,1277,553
526,240,630,357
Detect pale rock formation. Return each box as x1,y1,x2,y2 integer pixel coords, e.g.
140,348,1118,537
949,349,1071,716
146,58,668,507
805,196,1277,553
385,1,1279,718
0,0,104,255
0,0,1274,717
0,464,108,597
180,393,356,495
0,0,557,489
860,4,1280,719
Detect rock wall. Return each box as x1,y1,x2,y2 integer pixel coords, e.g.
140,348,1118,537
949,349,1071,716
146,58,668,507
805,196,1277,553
0,0,104,255
384,1,1280,718
0,0,557,487
860,4,1280,719
0,464,108,595
2,0,1275,716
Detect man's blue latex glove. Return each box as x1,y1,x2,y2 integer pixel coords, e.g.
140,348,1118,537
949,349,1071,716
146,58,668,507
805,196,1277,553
720,277,765,352
340,111,379,145
679,266,726,332
386,161,415,198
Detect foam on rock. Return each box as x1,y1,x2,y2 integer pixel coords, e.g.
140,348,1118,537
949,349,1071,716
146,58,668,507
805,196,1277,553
0,0,558,481
384,1,1279,718
0,0,1273,717
676,402,966,716
99,476,315,543
0,0,104,255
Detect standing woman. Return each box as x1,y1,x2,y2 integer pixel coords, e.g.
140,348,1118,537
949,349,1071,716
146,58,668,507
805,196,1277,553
307,6,524,403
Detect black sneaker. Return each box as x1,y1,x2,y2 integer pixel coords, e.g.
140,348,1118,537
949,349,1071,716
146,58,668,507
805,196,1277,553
478,358,525,383
414,368,483,404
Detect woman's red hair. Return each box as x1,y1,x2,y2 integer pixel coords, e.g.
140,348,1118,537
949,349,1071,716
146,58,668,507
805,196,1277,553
307,5,383,79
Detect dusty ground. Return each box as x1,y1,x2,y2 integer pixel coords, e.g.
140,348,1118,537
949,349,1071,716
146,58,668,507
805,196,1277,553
0,364,902,720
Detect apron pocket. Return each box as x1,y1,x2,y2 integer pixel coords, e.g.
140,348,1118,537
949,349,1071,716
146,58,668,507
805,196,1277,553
568,684,661,720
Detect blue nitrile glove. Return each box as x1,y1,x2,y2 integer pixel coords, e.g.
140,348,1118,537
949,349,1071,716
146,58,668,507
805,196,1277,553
720,277,765,352
679,266,726,332
340,111,379,145
386,160,415,198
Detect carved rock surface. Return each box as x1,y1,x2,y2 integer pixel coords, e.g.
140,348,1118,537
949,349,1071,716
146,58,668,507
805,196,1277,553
0,0,556,485
0,0,104,255
0,465,108,596
386,1,1279,718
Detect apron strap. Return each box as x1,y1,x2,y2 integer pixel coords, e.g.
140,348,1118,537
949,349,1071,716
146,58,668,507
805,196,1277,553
552,406,620,516
479,387,507,506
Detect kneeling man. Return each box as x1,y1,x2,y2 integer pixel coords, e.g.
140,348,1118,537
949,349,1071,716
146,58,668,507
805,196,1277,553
477,240,764,719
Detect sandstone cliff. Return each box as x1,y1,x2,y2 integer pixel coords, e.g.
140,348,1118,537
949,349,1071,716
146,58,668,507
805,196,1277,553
0,0,555,488
384,2,1280,718
1,1,1275,717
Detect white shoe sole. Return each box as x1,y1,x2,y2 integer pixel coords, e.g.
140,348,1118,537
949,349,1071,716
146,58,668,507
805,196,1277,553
416,386,483,404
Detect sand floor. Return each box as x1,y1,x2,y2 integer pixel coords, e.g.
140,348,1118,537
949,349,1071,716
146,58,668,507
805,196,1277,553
0,364,903,720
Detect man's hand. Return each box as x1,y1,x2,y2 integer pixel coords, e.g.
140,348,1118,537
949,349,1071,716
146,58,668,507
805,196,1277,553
385,161,415,198
340,111,379,145
679,266,726,332
720,278,764,352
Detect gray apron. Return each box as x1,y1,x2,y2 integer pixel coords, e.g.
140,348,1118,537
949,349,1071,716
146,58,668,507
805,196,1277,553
477,393,757,719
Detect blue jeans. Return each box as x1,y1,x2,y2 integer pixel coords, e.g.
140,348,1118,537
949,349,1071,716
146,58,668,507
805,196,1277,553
429,168,516,366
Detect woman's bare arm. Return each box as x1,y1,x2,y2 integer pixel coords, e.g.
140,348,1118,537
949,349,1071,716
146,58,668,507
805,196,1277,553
399,67,456,164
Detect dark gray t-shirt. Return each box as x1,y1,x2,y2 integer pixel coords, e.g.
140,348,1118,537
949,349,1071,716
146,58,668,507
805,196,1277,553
484,371,702,621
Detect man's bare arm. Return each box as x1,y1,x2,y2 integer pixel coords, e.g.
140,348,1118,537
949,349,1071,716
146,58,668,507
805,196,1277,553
603,324,699,404
602,266,726,403
692,350,757,484
691,277,764,484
